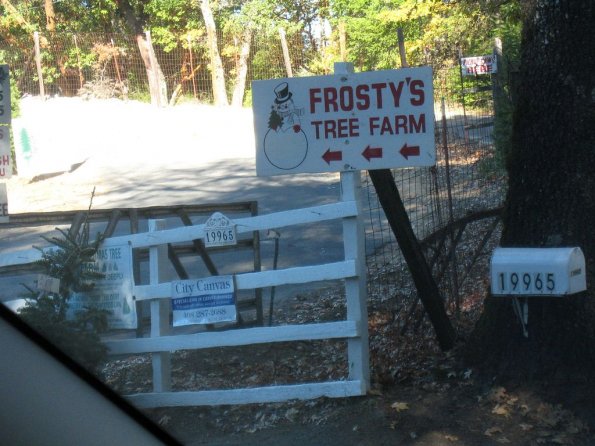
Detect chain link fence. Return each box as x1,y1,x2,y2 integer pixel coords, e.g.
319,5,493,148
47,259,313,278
1,30,314,103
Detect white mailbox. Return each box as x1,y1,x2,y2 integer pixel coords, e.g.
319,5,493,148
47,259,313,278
491,247,586,296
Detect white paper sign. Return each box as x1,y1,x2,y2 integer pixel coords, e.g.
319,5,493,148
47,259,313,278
69,243,136,329
0,125,12,179
172,275,237,326
0,182,8,223
37,274,60,294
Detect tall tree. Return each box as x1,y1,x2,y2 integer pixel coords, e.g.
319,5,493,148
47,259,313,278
200,0,228,106
117,0,168,106
224,0,277,107
467,0,595,378
230,27,251,107
44,0,56,32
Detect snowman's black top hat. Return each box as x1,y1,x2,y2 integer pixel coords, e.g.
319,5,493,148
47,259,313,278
274,82,292,104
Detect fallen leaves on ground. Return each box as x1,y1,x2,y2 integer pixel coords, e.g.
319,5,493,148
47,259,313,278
391,401,410,412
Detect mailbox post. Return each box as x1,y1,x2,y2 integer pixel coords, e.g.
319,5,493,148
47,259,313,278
490,247,587,337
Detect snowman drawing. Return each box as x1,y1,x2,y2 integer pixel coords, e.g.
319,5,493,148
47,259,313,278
263,82,308,170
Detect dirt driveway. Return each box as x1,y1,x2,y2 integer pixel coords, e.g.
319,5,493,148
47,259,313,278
6,98,595,445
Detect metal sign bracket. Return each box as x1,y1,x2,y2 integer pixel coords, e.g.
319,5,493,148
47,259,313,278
512,296,529,338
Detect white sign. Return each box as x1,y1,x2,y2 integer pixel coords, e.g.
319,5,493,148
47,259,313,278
0,182,8,223
252,67,435,176
0,125,12,179
172,275,237,326
0,65,10,124
37,274,60,294
69,243,136,329
490,247,586,296
460,55,497,76
203,212,237,248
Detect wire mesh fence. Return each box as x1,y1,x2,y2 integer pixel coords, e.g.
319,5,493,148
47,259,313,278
364,62,505,320
2,30,315,103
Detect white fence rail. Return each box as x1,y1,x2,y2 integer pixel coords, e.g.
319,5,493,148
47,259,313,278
1,171,370,407
109,171,368,407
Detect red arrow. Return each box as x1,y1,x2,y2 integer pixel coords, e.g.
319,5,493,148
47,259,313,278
362,145,383,161
322,148,343,165
399,143,420,159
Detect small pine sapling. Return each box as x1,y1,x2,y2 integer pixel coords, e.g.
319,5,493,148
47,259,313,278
18,189,110,374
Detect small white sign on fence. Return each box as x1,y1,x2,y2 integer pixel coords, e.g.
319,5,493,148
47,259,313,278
0,126,11,179
69,243,136,329
172,275,237,326
203,212,238,248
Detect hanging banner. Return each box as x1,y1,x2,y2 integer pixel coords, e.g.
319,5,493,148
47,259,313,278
69,243,136,329
0,182,8,223
460,55,497,76
0,125,12,179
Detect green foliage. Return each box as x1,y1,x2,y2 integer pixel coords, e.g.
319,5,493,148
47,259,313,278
268,109,282,130
18,195,109,375
35,227,105,297
8,72,20,119
18,297,109,375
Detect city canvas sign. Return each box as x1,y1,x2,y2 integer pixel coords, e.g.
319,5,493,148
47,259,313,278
252,67,436,176
172,275,237,326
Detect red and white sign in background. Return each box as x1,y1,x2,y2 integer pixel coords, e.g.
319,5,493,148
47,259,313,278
252,67,436,176
460,55,497,76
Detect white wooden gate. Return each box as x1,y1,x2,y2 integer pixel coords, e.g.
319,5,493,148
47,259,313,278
102,171,369,407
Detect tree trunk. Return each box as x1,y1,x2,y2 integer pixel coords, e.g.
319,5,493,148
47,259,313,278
466,0,595,379
117,0,167,106
44,0,56,32
231,29,252,107
143,31,168,107
200,0,228,106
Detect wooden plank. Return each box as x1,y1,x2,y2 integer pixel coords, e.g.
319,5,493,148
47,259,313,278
103,201,358,249
131,260,357,301
105,320,358,355
177,210,218,275
130,208,143,339
250,201,264,325
167,244,189,279
0,202,256,228
126,380,365,408
67,212,86,238
103,209,122,238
